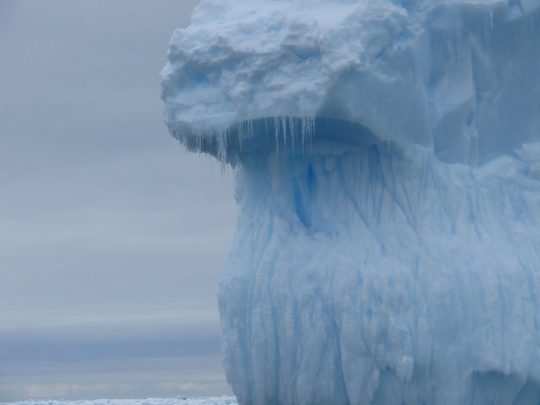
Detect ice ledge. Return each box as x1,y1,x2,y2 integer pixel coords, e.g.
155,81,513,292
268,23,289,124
167,116,392,164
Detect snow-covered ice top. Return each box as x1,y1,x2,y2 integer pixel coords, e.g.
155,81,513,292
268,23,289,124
161,0,540,163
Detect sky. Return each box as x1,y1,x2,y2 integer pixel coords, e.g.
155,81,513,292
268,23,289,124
0,0,237,401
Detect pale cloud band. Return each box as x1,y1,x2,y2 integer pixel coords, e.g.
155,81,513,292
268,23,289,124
0,0,236,401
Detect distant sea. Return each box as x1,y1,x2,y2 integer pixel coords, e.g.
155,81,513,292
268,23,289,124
1,397,237,405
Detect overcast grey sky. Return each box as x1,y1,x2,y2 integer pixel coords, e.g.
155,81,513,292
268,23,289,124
0,0,237,401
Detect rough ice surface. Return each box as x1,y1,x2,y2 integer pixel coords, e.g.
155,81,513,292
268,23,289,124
2,398,237,405
162,0,540,404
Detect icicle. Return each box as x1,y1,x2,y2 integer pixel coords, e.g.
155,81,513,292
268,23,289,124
264,117,269,141
274,117,280,157
281,117,287,149
174,115,317,164
237,121,243,151
217,127,228,170
197,128,202,154
288,116,295,155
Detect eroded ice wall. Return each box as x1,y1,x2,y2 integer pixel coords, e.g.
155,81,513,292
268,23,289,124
220,140,540,404
161,1,540,403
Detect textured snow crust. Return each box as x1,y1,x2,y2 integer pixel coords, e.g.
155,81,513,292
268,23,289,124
161,0,540,164
2,398,237,405
161,0,540,404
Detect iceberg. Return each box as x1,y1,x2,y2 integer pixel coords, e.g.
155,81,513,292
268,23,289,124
161,0,540,403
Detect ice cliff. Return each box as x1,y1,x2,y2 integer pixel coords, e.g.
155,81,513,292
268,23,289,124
161,1,540,403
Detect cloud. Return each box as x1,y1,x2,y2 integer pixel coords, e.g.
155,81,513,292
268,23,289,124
0,0,235,401
0,320,228,401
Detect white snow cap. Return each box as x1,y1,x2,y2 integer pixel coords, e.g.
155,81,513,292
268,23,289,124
161,0,540,163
